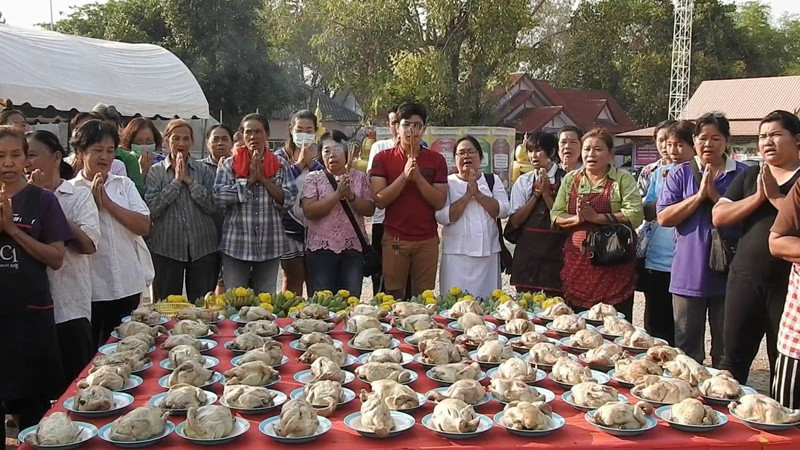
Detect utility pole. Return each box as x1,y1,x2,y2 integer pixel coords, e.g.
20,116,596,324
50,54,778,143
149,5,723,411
668,0,694,120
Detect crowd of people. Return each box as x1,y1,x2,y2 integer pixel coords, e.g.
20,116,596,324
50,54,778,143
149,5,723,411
2,100,800,440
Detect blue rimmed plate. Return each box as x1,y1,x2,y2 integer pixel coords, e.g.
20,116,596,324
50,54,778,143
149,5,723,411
98,343,156,355
148,391,218,415
577,310,626,326
493,410,565,437
233,326,285,337
348,337,401,353
468,350,522,368
197,339,217,354
607,369,638,389
175,416,249,445
426,368,487,385
230,354,288,368
357,368,418,386
19,421,98,450
289,387,356,408
491,386,555,405
294,369,355,385
562,390,627,412
219,389,287,415
343,410,415,438
548,370,609,390
289,338,344,352
701,385,757,405
289,310,336,321
427,388,492,407
342,322,392,335
559,337,613,355
159,356,219,371
497,323,547,337
63,392,134,418
121,315,170,326
112,375,143,393
585,410,657,436
420,413,492,439
412,353,467,369
577,351,628,372
357,351,413,366
656,405,728,432
97,421,175,448
486,366,546,385
728,405,800,432
447,321,496,333
157,372,222,390
614,336,670,354
545,321,596,338
526,352,578,372
259,416,332,444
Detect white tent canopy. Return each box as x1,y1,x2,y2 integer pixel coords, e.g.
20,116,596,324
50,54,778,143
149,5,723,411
0,25,210,119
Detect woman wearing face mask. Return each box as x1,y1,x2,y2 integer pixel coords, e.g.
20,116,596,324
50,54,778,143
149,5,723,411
213,113,298,294
301,131,374,296
275,110,324,295
658,113,746,367
557,126,583,173
144,119,218,302
0,126,71,443
25,130,100,396
72,120,151,348
120,117,165,180
435,135,509,299
712,110,800,385
552,128,643,320
507,131,566,295
641,120,696,346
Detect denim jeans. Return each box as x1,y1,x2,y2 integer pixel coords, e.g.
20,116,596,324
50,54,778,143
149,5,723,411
221,253,280,294
673,294,725,367
306,249,364,297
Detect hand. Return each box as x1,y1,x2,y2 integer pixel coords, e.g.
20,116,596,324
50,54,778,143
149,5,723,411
27,169,47,188
174,153,186,183
762,164,781,200
575,195,586,224
705,166,721,199
296,143,313,169
139,150,153,176
336,176,353,200
403,157,417,181
534,168,550,195
0,192,13,234
755,167,766,202
697,166,711,200
247,151,261,186
91,173,107,208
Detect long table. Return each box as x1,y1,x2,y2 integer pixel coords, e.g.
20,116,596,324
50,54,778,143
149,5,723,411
21,316,800,449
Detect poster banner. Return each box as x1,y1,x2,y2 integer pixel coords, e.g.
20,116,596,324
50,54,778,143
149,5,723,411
634,144,659,167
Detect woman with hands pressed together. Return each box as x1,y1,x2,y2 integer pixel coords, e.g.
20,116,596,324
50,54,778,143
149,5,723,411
657,113,746,367
712,110,800,384
435,135,509,299
213,113,298,294
72,120,151,348
0,126,72,443
551,128,643,320
301,131,374,297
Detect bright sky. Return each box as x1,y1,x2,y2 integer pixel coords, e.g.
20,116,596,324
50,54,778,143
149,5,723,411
0,0,798,29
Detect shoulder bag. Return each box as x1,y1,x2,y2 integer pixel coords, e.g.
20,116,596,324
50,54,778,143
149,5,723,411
688,158,736,273
484,173,513,274
577,174,636,266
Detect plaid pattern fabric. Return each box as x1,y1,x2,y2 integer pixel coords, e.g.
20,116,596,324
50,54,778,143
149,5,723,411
778,264,800,359
637,160,662,197
213,155,298,262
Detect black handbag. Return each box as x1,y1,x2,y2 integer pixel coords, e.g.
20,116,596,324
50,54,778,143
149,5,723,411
323,171,382,278
688,158,736,273
583,223,635,266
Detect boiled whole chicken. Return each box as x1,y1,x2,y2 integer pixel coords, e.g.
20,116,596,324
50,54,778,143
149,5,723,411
428,399,480,433
450,299,484,318
93,350,148,372
457,324,500,347
224,360,279,386
167,360,214,387
671,398,718,425
302,380,343,414
429,362,482,383
240,341,284,366
645,345,684,366
273,400,320,437
418,339,468,365
589,401,653,430
631,375,699,404
228,332,272,352
620,329,656,349
427,379,486,404
729,393,800,424
528,342,568,366
78,365,131,390
24,412,80,445
238,305,275,321
299,332,334,349
613,358,662,384
222,384,278,409
407,328,453,346
364,348,403,364
586,303,618,321
311,356,345,382
168,345,205,368
358,390,395,437
350,304,388,319
551,314,585,333
476,340,513,363
241,320,280,337
490,378,545,403
583,343,628,368
539,303,573,319
161,383,208,409
353,328,393,349
602,316,635,336
398,313,439,332
390,301,435,319
130,304,163,325
299,342,347,366
175,306,218,322
115,321,164,339
73,386,114,411
699,370,742,399
355,362,411,383
370,379,420,410
346,315,382,334
570,382,620,408
500,401,554,430
296,304,330,320
567,329,604,349
457,312,485,331
494,358,539,382
664,355,712,386
293,319,335,334
551,357,595,385
184,405,234,439
505,318,536,335
172,320,217,338
114,335,152,355
162,334,205,351
494,300,528,321
514,332,549,349
109,406,170,441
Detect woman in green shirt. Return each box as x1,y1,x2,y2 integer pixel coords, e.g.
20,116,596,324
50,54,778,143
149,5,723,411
551,128,643,319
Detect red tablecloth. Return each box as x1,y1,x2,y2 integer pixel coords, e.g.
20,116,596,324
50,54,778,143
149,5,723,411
22,317,800,449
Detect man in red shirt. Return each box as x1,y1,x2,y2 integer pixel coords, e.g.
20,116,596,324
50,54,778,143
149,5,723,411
370,102,448,298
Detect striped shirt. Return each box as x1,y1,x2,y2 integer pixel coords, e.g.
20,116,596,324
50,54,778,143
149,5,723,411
213,155,298,262
144,156,219,262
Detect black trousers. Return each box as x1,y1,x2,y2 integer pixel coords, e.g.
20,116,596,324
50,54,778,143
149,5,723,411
772,353,800,409
151,252,218,303
642,269,675,346
1,396,51,444
91,294,141,349
720,269,786,385
55,317,94,397
571,295,634,325
371,223,384,295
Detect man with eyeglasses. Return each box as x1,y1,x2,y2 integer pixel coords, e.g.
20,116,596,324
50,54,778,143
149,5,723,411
370,102,448,299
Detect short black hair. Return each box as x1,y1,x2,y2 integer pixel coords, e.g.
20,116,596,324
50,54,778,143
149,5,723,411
666,120,695,147
206,123,235,140
240,113,270,134
559,125,584,140
695,112,731,139
70,119,120,152
388,105,399,115
28,130,69,157
319,130,349,162
654,120,677,139
70,112,101,130
0,109,25,125
396,102,428,125
453,135,484,161
527,131,557,158
760,110,800,136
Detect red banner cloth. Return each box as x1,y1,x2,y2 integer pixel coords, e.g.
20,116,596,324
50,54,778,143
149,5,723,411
22,316,800,449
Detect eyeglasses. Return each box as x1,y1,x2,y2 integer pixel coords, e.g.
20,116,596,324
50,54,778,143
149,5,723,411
699,112,727,120
455,149,479,157
399,122,423,131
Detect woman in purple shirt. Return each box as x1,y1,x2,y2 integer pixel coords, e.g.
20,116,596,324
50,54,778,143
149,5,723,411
657,113,747,367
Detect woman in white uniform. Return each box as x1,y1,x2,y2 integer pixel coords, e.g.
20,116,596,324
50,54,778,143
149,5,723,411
436,135,510,299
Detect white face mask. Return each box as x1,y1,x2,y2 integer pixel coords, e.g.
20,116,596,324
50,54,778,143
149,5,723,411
131,143,156,156
293,132,316,146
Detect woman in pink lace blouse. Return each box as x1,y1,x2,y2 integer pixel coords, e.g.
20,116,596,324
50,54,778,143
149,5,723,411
301,131,375,296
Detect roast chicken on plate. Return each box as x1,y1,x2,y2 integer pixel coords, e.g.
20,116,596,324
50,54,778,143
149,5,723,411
273,400,320,437
663,355,712,386
73,386,114,411
588,401,653,430
528,342,568,366
619,329,656,349
494,358,539,382
224,360,278,386
239,341,283,366
645,345,684,366
570,382,620,408
296,304,330,320
352,328,393,349
346,315,381,334
238,306,275,321
183,405,235,439
551,314,585,333
602,316,635,336
450,300,484,318
490,378,545,403
475,340,513,363
161,384,208,409
241,320,280,337
370,380,420,410
567,329,604,349
494,301,528,321
428,399,480,433
457,312,485,331
505,319,536,335
364,348,404,364
299,343,347,366
113,335,152,355
583,343,627,367
130,304,163,325
698,370,742,399
428,362,482,383
292,319,335,334
93,350,148,372
162,334,204,351
299,332,334,349
586,303,618,321
222,384,278,409
175,307,218,323
551,357,595,385
24,412,81,445
407,328,453,346
613,358,662,384
108,406,169,441
167,360,214,388
168,345,205,368
358,390,395,437
729,393,800,424
350,304,388,319
631,375,699,404
514,331,550,349
172,320,217,338
115,321,164,339
390,301,435,319
355,362,411,383
398,313,439,332
227,332,272,352
427,379,486,404
78,365,131,390
539,303,573,319
500,401,554,430
418,339,468,365
310,357,345,383
302,380,343,414
670,398,718,425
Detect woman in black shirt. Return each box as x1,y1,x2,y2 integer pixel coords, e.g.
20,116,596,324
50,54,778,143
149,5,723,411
712,110,800,385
